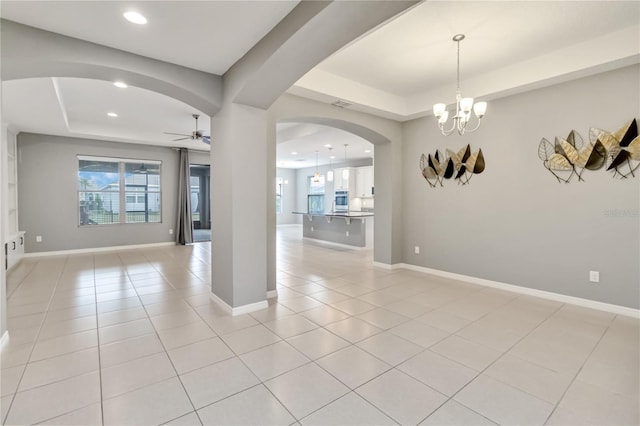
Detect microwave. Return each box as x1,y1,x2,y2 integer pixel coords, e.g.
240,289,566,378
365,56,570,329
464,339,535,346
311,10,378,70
335,190,349,212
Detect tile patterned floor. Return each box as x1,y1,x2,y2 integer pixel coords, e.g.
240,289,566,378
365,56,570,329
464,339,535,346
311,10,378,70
1,226,638,425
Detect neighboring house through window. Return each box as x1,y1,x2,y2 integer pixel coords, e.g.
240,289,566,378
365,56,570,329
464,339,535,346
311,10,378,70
78,156,162,226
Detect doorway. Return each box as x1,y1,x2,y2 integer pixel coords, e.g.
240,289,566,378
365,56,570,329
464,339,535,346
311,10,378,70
190,164,211,242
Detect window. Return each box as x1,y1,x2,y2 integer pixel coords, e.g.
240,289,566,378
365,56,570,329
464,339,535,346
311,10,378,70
78,156,161,226
307,175,325,214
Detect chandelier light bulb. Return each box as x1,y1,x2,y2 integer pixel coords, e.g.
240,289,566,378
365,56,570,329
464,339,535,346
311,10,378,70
433,34,487,136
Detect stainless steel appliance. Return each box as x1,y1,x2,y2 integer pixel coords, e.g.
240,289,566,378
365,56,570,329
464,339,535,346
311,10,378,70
334,190,349,212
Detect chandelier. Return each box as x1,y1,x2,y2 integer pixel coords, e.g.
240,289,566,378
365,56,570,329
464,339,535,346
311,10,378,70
433,34,487,136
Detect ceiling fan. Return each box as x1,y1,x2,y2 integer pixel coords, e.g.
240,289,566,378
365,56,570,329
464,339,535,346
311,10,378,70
164,114,211,144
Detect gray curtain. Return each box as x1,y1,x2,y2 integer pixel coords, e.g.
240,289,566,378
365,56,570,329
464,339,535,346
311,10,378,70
176,148,193,244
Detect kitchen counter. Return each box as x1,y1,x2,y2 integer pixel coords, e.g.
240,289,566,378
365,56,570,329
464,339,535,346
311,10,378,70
293,211,374,248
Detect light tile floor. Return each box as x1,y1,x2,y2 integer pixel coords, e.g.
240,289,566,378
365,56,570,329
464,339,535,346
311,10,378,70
1,226,638,425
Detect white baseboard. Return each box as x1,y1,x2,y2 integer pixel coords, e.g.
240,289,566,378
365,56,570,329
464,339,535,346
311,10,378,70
1,330,9,349
277,224,301,228
266,290,278,299
372,261,403,270
209,292,269,316
386,262,639,318
23,242,176,258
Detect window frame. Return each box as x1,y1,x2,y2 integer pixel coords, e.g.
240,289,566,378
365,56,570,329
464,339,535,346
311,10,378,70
78,155,162,227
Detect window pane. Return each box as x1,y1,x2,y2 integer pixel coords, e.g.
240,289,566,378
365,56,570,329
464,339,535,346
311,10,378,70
79,160,119,190
309,176,325,194
124,161,162,224
125,192,161,223
79,192,119,225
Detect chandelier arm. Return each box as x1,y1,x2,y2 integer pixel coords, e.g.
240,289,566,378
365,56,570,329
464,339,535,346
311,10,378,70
439,120,457,136
462,117,483,133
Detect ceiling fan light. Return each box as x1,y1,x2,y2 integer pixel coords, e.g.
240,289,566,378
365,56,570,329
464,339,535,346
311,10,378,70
474,101,487,117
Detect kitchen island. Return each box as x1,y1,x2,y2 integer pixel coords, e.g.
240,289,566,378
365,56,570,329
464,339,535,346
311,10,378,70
293,211,374,248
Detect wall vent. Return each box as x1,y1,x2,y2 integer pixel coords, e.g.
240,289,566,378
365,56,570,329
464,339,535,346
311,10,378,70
331,100,352,108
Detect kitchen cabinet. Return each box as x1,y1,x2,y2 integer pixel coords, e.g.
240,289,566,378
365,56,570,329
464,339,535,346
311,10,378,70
355,166,374,198
333,167,355,190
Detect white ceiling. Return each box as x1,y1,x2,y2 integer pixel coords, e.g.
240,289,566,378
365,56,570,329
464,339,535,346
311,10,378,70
1,1,638,164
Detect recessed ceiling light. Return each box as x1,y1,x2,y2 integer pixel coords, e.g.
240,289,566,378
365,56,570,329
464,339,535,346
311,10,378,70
123,11,147,25
330,156,336,159
324,144,332,148
291,151,297,155
364,149,371,153
113,81,127,88
107,112,118,117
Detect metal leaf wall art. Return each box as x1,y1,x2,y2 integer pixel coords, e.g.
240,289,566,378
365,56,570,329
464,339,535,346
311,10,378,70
539,119,639,182
419,144,485,187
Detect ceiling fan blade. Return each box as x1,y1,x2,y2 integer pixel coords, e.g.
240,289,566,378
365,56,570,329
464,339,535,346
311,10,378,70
164,132,190,136
172,137,190,141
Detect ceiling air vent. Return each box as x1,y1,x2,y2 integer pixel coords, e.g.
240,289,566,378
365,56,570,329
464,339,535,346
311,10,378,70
331,100,352,108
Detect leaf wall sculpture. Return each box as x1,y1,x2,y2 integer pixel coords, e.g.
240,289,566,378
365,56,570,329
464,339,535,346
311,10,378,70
539,118,639,182
419,144,485,187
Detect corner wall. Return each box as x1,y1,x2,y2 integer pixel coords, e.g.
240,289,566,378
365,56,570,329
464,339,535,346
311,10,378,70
402,65,640,309
17,133,190,253
276,168,297,225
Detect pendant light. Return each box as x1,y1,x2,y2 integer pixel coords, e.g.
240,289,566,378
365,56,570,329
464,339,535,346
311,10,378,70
342,144,349,180
433,34,487,136
313,150,320,183
327,147,334,182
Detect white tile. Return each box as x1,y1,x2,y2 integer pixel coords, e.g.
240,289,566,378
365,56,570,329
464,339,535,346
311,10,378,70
150,308,202,331
240,341,310,381
357,291,401,307
97,306,148,327
389,320,450,348
221,324,282,354
6,371,101,425
356,308,411,330
430,335,501,370
357,332,424,366
38,315,97,341
206,313,259,335
168,337,234,374
278,296,324,313
264,363,349,419
103,377,193,426
19,347,99,392
101,352,176,399
484,354,574,404
299,305,351,326
1,365,24,397
157,321,216,350
317,346,391,389
397,349,478,396
30,329,98,362
300,391,396,425
249,303,295,323
197,384,295,426
331,298,376,316
557,379,640,426
99,318,155,345
264,315,318,339
325,317,382,343
162,411,202,426
100,332,165,368
180,357,260,409
416,309,471,332
356,369,447,425
383,299,432,318
287,328,350,360
36,402,102,425
454,374,554,426
420,400,497,425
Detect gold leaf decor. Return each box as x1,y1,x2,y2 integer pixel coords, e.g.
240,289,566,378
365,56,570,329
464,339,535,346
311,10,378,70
539,118,639,182
419,144,485,187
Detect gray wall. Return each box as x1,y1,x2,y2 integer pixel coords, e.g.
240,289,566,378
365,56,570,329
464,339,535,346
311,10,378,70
276,167,297,225
402,64,640,308
17,133,201,253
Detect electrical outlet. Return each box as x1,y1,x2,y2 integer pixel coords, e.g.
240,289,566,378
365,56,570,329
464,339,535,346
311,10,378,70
36,235,42,243
414,246,420,254
169,229,174,235
346,231,350,237
589,270,600,283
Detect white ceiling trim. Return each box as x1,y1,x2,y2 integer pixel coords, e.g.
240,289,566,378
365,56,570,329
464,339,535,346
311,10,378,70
291,24,640,122
51,77,71,131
